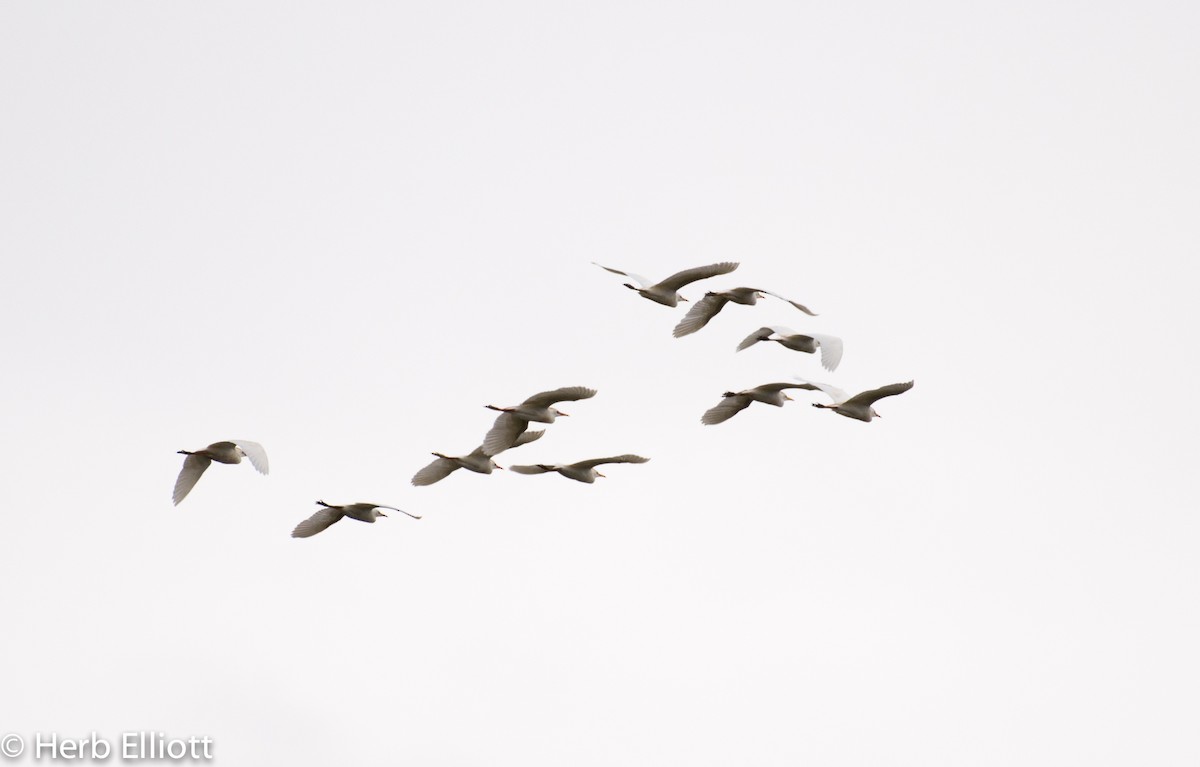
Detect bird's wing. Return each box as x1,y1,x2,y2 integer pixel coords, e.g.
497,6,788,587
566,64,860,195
842,380,915,409
805,332,844,372
508,464,556,475
479,426,544,457
481,412,529,455
511,429,546,449
759,290,818,316
411,456,458,486
701,395,752,425
172,454,212,505
592,262,651,288
654,262,739,291
673,293,729,337
793,377,849,404
736,327,775,351
231,440,269,474
291,507,344,538
754,382,822,394
522,386,598,407
572,454,651,470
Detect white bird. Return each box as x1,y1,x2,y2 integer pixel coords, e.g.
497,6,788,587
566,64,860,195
173,440,269,505
291,500,421,539
736,326,844,371
795,378,915,422
508,454,650,484
673,287,816,337
700,382,822,425
411,429,545,486
593,261,739,307
482,386,597,455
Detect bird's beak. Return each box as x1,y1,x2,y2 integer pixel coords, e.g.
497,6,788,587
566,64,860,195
558,411,570,417
784,394,793,401
378,511,388,517
678,295,690,302
495,465,505,470
595,471,606,478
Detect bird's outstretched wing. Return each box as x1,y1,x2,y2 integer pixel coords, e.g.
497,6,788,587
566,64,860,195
522,386,598,407
793,377,849,404
571,454,651,470
736,326,775,352
482,412,530,456
673,293,730,337
655,262,739,291
511,429,546,449
806,333,844,372
508,464,556,475
473,430,543,459
232,440,269,474
842,381,915,409
291,507,344,538
701,395,752,425
172,454,212,505
759,289,818,316
411,456,458,486
592,262,651,288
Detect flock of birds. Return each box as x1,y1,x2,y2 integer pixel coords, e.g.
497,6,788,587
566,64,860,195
171,261,913,538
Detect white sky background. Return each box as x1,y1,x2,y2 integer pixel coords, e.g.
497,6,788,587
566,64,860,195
1,1,1198,764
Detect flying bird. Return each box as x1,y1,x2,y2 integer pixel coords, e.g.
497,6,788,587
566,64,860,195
508,454,650,484
411,429,545,486
736,326,844,371
795,378,915,422
673,288,817,337
592,261,739,307
173,440,269,505
291,500,421,538
481,386,597,455
700,382,822,425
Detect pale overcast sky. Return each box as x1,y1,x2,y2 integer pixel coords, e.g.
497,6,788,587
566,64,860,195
2,2,1198,765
